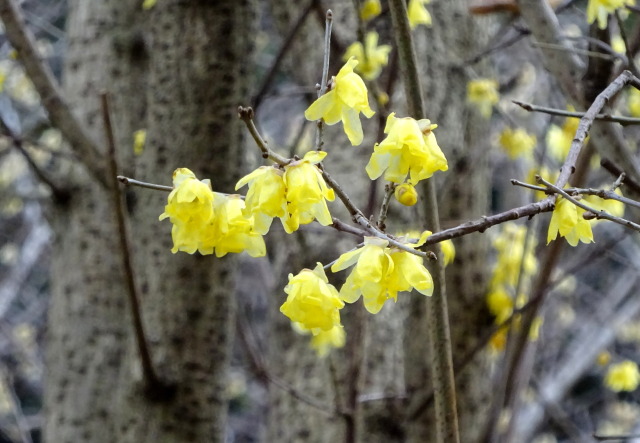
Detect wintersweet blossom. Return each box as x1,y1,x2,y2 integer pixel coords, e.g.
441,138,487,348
159,168,265,257
343,32,392,81
440,239,455,266
366,113,448,184
282,151,335,233
235,165,287,234
408,0,432,29
395,183,418,206
547,108,580,162
309,325,346,357
305,57,375,146
547,195,594,246
467,79,499,119
499,127,537,160
587,0,635,30
605,360,640,392
360,0,382,22
331,236,433,314
280,263,344,332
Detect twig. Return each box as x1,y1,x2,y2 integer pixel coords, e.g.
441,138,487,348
601,158,640,195
512,100,640,125
314,9,333,151
537,176,640,231
11,138,69,202
594,434,640,441
388,0,459,441
117,175,173,192
377,182,396,230
100,93,167,397
615,9,640,77
531,40,620,61
252,0,317,110
0,0,107,187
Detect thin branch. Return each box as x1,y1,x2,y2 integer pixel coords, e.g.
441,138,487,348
513,100,640,125
11,138,69,202
537,176,640,231
531,40,620,61
377,182,396,230
0,0,107,187
594,434,640,441
615,9,640,77
314,9,333,151
117,175,173,192
100,93,168,397
601,157,640,195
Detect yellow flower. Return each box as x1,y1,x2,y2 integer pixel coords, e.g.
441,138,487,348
360,0,381,21
142,0,157,9
310,325,346,357
489,326,509,353
331,237,433,314
343,32,392,81
408,0,432,29
160,168,265,257
547,195,594,246
282,151,335,233
366,113,448,184
587,0,635,30
235,165,287,234
281,263,344,332
159,168,214,226
629,88,640,117
546,109,580,162
486,287,514,325
498,127,537,160
440,239,455,267
133,130,146,156
583,188,625,220
394,183,418,206
605,360,640,392
467,79,499,118
490,223,538,289
597,351,612,366
305,57,375,146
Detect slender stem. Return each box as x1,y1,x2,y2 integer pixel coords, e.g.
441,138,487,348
387,0,459,441
100,93,164,394
513,100,640,126
315,9,333,151
0,0,107,187
118,176,173,192
377,182,396,230
531,40,620,61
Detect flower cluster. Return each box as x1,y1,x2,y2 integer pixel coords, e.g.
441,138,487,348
366,113,448,184
159,168,265,257
331,236,433,314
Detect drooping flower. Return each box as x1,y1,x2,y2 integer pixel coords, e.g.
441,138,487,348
395,183,419,206
280,263,344,332
331,236,433,314
586,0,635,30
235,165,287,234
305,57,375,146
360,0,382,22
498,127,537,160
605,360,640,392
282,151,335,233
366,113,448,184
343,32,392,81
467,78,499,119
547,195,594,246
408,0,432,29
440,239,455,266
160,168,265,257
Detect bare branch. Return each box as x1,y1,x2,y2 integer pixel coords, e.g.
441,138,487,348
513,100,640,126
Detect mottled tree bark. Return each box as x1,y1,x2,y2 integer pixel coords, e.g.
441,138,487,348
44,1,254,442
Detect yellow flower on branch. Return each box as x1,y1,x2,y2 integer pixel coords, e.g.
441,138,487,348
605,360,640,392
160,168,214,226
547,107,580,162
366,113,448,184
309,325,346,357
467,78,499,119
360,0,382,22
546,195,594,246
282,151,335,233
280,263,344,332
408,0,432,29
394,183,418,206
498,127,537,160
235,165,287,234
305,57,375,146
343,32,392,81
440,239,455,267
586,0,635,30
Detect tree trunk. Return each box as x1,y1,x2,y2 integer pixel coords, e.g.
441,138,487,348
44,1,254,441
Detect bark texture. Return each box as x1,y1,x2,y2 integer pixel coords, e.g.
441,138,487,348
44,1,254,441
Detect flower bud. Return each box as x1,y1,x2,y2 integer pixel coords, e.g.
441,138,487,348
395,183,418,206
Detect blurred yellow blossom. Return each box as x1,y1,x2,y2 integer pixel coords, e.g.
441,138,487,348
440,239,455,266
629,88,640,117
597,351,612,366
366,113,447,184
587,0,635,30
305,57,375,145
467,78,499,118
546,108,580,162
343,32,392,81
281,263,344,332
360,0,382,22
408,0,432,29
309,325,346,357
605,360,640,392
499,127,537,160
133,129,146,156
